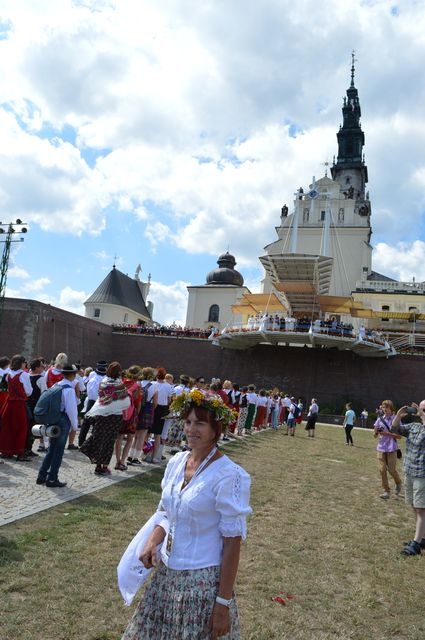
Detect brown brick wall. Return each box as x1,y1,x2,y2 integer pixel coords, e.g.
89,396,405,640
1,298,424,410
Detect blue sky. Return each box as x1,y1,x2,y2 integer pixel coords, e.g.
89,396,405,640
2,0,425,324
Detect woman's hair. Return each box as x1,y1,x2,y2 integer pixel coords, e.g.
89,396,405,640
54,352,68,369
346,402,352,409
248,384,256,391
106,361,122,379
181,404,222,443
84,367,93,376
0,356,10,368
241,386,248,393
126,365,141,380
165,373,174,384
259,389,266,396
141,366,155,380
156,367,166,380
10,354,25,371
381,400,394,412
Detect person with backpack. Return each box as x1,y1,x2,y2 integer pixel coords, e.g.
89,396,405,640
127,367,158,465
35,364,79,487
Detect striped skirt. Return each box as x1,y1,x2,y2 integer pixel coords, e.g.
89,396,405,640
121,562,240,640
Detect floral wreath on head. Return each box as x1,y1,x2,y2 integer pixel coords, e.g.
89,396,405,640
170,389,237,428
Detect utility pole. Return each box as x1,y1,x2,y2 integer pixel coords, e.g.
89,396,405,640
0,219,28,329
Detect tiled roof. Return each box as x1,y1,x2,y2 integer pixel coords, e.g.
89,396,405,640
85,267,151,319
367,270,397,282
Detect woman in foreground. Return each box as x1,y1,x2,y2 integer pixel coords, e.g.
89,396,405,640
121,389,252,640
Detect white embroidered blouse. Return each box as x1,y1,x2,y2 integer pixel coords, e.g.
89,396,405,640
157,451,252,570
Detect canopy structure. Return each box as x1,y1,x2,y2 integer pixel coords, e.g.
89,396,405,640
231,292,288,316
259,253,333,315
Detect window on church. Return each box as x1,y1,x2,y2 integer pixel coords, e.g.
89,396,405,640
381,305,390,322
320,211,326,221
208,304,220,323
303,208,309,222
94,308,100,318
123,313,128,323
338,208,344,222
345,177,350,184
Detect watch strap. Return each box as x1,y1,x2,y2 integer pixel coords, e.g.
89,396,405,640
215,595,232,607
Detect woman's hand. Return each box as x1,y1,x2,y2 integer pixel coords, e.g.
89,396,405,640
139,539,159,569
209,603,231,639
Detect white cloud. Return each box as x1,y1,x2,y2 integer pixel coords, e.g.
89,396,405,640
57,286,87,314
22,277,50,292
373,241,425,283
1,0,425,306
7,265,29,279
148,279,189,326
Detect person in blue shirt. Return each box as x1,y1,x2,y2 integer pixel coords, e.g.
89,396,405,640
342,402,356,446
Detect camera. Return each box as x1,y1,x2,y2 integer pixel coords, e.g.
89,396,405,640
406,407,417,415
31,424,61,438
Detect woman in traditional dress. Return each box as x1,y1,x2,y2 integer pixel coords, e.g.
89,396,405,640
80,362,130,475
120,389,252,640
0,354,33,461
115,365,142,471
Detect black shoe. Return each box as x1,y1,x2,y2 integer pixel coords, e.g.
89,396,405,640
67,444,79,450
46,479,67,488
401,540,422,556
131,458,142,465
127,457,133,464
27,450,39,458
222,436,230,441
36,476,46,485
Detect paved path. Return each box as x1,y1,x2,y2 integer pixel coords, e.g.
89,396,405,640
0,447,166,527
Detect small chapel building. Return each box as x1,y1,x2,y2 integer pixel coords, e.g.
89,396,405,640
84,264,153,326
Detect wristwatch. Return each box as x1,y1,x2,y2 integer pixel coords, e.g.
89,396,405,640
216,596,233,608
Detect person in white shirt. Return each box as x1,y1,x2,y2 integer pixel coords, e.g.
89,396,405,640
244,385,258,433
36,364,79,487
121,390,251,640
78,360,108,446
306,399,319,437
145,367,173,464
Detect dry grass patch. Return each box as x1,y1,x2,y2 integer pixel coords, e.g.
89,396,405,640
0,426,424,640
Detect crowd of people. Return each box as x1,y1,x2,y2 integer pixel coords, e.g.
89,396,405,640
0,352,318,488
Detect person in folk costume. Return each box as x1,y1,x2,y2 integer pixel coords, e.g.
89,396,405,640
115,365,143,471
120,389,252,640
45,352,68,388
0,354,33,461
80,362,130,475
164,374,191,454
78,360,108,447
235,386,249,435
127,367,158,465
0,356,11,416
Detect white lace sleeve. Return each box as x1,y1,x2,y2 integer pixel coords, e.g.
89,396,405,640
215,464,252,540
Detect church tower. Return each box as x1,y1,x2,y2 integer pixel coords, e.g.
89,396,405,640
260,56,373,312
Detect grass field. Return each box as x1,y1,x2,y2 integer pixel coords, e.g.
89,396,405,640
0,425,423,640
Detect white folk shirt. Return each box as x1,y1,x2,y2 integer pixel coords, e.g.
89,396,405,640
58,379,79,430
153,380,173,406
159,452,252,570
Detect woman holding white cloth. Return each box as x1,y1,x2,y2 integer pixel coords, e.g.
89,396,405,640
121,389,251,640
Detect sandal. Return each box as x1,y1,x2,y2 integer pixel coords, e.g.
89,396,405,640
401,540,422,556
115,463,127,471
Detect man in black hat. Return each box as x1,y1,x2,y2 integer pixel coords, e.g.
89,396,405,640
78,360,108,447
36,364,78,488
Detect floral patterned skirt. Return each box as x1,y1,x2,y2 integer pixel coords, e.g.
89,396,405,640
121,563,240,640
79,413,122,465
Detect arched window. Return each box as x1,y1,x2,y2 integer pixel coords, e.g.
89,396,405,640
303,208,309,222
208,304,220,323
